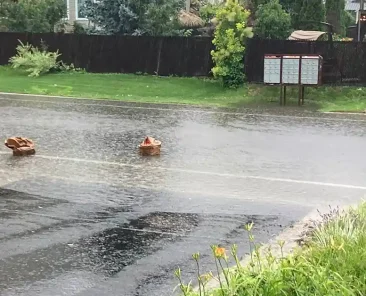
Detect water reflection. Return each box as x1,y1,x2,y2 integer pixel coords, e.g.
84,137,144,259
79,212,200,276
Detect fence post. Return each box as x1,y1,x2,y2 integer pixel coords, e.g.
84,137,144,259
155,38,163,75
358,0,365,41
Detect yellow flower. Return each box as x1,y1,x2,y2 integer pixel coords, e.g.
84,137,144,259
214,247,226,258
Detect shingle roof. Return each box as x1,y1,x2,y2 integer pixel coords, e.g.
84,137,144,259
346,0,361,11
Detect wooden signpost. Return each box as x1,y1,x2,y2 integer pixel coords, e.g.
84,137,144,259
263,54,323,106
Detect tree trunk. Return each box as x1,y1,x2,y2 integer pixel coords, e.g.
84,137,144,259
243,0,256,26
326,10,341,34
327,10,341,34
186,0,190,12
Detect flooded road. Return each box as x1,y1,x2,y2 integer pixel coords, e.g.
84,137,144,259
0,95,365,296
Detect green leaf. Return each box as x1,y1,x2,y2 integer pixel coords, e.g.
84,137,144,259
211,0,252,88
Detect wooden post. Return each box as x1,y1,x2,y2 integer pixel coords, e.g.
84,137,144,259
358,0,364,41
298,85,302,106
298,55,302,106
279,56,283,106
155,38,163,75
283,86,287,106
302,86,305,105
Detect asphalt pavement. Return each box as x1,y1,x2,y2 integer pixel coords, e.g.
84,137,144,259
0,95,365,296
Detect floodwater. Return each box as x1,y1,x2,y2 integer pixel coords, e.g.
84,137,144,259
0,95,366,296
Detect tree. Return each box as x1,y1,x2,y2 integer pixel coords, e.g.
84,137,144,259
140,1,182,36
211,0,253,88
298,0,325,30
290,0,304,29
254,0,291,39
44,0,67,32
341,10,355,35
84,0,184,36
278,0,293,12
241,0,257,25
241,0,292,23
326,0,345,34
250,0,267,10
0,0,66,32
199,2,222,24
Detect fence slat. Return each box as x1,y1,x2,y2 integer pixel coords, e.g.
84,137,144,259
245,38,366,84
0,32,214,77
1,33,366,84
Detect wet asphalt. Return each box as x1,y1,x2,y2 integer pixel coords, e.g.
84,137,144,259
0,95,366,296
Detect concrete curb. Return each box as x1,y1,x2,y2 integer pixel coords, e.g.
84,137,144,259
324,111,366,115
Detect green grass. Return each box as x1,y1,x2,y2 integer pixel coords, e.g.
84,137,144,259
0,66,252,107
1,66,366,112
176,203,366,296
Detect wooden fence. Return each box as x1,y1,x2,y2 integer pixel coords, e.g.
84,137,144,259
1,33,366,84
0,33,214,76
245,38,366,84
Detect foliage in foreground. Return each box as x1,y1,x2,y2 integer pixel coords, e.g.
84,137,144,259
9,41,79,77
176,203,366,296
211,0,253,88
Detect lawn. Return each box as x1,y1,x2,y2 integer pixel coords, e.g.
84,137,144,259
176,203,366,296
1,66,366,112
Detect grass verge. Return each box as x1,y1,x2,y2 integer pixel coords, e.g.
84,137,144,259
176,203,366,296
1,66,366,112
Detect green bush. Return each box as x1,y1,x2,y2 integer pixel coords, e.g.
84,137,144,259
9,40,79,77
73,21,86,34
199,2,222,24
9,41,60,77
254,0,292,40
211,0,253,88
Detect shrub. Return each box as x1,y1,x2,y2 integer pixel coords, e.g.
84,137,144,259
199,2,222,24
175,203,366,296
9,41,60,77
211,0,253,88
254,0,292,40
73,21,86,34
9,40,78,77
